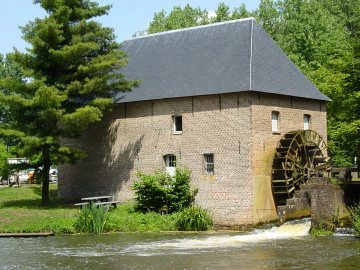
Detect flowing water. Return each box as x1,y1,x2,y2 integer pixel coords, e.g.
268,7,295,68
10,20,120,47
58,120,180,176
1,219,359,269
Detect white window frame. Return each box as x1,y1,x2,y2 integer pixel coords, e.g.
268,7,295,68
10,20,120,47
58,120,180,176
304,114,311,130
271,111,280,133
204,154,214,175
173,115,183,134
164,155,176,177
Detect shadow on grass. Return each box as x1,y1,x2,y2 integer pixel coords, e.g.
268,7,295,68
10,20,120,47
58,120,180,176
0,186,73,210
30,185,57,199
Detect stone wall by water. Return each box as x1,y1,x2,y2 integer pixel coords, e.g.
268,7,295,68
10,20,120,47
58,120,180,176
308,177,349,226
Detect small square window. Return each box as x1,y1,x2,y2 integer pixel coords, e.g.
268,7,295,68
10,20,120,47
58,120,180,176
204,154,214,175
165,155,176,167
173,115,182,134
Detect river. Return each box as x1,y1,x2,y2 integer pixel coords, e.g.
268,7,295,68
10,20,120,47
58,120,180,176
0,219,359,269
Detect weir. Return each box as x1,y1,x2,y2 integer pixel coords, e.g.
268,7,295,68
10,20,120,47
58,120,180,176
127,219,311,253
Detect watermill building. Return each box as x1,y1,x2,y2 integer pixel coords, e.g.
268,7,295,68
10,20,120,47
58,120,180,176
59,18,329,225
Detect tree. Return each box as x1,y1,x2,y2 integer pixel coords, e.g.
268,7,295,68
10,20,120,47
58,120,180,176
0,0,138,204
147,4,209,34
213,2,231,22
145,2,252,35
0,53,25,179
318,0,360,165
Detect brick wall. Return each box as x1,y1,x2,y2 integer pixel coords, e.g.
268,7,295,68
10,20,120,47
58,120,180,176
59,91,328,226
250,93,327,223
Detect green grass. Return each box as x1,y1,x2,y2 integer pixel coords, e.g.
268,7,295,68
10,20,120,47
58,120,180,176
0,184,77,234
107,204,177,232
0,185,177,234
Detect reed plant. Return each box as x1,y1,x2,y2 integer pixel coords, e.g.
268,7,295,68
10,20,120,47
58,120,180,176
350,201,360,237
74,203,109,234
176,206,213,231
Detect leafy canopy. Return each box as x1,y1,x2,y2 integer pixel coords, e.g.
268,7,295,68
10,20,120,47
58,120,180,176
0,0,138,204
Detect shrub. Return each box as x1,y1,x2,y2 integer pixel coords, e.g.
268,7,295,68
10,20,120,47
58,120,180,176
350,201,360,236
133,168,198,213
176,206,213,231
310,222,333,236
74,204,109,234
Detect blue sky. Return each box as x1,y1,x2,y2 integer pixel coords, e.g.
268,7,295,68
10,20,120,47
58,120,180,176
0,0,260,55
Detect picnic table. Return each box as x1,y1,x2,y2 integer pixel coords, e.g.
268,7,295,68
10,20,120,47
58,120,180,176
81,195,115,202
74,195,119,208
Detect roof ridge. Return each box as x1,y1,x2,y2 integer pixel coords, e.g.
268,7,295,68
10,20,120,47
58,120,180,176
124,17,256,43
249,18,254,91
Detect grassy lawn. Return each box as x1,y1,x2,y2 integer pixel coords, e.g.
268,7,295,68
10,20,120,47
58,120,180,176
0,184,177,234
0,184,77,234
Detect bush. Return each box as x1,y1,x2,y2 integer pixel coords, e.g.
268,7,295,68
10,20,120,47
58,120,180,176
74,204,109,234
350,202,360,236
310,222,333,236
176,206,213,231
133,168,198,213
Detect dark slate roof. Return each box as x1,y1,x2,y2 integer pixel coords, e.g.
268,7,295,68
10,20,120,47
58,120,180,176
115,18,330,103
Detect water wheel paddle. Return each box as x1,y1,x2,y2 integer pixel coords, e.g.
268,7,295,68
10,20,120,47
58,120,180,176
271,130,330,205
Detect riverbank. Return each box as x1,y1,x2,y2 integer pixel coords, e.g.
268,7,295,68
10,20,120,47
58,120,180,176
0,184,177,234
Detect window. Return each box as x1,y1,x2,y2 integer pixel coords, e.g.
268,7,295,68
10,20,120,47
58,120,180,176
164,155,176,177
272,111,280,133
173,115,182,134
204,154,214,175
304,114,311,130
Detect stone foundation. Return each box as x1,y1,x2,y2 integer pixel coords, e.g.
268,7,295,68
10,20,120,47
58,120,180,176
308,177,349,226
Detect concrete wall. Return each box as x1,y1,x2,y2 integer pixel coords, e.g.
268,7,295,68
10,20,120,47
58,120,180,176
59,91,328,226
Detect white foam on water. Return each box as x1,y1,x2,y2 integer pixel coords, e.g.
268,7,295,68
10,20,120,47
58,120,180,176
125,218,311,255
45,219,311,257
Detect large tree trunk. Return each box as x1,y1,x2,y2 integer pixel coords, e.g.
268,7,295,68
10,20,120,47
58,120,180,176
41,144,51,205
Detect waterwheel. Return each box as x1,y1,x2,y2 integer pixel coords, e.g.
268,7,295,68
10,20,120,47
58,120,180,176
271,130,330,205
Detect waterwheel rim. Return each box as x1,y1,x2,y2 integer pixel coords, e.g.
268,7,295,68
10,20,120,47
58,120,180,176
271,130,330,205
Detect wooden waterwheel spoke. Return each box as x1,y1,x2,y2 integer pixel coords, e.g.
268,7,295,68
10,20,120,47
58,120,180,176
272,130,330,205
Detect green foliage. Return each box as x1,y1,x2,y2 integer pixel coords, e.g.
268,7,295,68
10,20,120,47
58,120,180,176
0,185,178,233
0,143,10,179
0,1,138,204
147,4,209,34
74,203,109,234
145,2,253,35
0,184,77,234
175,206,213,231
310,224,333,236
133,168,198,213
350,201,360,237
106,204,177,232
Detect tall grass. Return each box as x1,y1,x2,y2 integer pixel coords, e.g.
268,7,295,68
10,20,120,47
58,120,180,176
74,203,109,234
350,202,360,236
176,206,213,231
